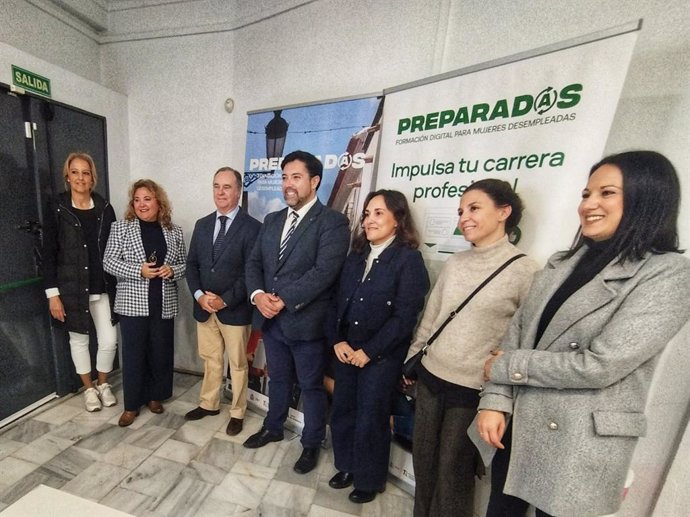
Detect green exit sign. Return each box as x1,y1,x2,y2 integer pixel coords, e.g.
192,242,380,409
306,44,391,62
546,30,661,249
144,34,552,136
12,65,51,97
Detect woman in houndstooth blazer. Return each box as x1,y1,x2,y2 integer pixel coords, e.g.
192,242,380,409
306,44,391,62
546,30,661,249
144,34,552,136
104,179,186,427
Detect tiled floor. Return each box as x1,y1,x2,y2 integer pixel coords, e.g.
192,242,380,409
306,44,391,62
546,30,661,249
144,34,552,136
0,372,414,516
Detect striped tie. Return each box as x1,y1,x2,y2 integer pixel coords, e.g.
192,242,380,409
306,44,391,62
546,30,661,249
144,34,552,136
279,211,298,261
212,215,228,261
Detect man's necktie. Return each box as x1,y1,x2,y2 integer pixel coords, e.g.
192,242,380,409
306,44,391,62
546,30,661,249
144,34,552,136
212,215,228,260
279,211,299,261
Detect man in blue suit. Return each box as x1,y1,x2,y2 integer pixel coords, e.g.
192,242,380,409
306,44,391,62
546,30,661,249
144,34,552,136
185,167,261,436
244,150,350,474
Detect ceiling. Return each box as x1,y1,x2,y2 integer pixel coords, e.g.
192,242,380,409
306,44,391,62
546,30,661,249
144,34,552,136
38,0,317,43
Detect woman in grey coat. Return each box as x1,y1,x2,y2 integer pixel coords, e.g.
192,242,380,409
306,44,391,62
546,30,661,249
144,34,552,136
477,151,690,517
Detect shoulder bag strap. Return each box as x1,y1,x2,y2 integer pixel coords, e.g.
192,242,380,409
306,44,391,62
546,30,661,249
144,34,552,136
421,253,526,352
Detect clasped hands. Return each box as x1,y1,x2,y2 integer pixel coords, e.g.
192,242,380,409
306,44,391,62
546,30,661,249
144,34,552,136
254,292,286,319
141,261,174,279
334,341,370,368
199,291,226,313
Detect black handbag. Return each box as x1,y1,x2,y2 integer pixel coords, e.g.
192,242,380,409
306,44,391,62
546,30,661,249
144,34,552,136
402,253,526,380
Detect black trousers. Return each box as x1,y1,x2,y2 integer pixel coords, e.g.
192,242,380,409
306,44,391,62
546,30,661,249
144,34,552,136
120,315,174,411
331,349,403,491
486,422,554,517
412,379,478,517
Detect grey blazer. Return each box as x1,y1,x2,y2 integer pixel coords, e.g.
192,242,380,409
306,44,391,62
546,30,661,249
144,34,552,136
479,247,690,517
103,219,186,319
245,200,350,341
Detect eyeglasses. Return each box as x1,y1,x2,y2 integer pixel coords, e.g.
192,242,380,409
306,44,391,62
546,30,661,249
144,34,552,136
147,250,157,263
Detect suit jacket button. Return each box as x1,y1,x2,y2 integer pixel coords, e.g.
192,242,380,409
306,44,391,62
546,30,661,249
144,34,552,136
511,372,523,381
211,268,215,273
569,342,579,350
354,321,359,325
386,300,392,305
359,297,364,301
548,422,558,430
273,276,278,281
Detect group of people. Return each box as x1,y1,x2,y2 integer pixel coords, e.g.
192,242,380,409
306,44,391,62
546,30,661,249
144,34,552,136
44,148,690,516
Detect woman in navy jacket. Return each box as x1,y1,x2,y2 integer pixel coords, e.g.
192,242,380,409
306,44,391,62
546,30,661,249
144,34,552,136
328,189,429,503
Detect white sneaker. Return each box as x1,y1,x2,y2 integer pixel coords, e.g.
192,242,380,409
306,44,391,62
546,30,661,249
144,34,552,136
97,383,117,407
84,387,102,412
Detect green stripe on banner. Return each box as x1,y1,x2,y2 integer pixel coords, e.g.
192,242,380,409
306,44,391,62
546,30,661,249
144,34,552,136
0,277,43,293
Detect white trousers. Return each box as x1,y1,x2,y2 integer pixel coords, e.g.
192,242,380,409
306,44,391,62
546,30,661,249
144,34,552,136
68,295,117,375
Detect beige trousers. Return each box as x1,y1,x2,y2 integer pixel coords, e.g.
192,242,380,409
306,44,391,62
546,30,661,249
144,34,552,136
197,315,250,419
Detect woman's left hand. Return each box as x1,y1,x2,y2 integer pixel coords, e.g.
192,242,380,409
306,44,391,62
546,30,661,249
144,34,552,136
158,264,174,279
483,349,504,381
477,410,506,449
334,341,355,364
349,349,370,368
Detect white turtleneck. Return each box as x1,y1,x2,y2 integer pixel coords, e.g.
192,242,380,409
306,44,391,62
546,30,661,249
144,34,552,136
363,234,397,280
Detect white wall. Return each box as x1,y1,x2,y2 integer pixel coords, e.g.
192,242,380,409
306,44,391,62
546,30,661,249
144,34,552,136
100,32,237,370
3,1,690,515
0,0,101,83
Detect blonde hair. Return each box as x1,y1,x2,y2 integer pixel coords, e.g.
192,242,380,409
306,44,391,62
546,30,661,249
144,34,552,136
63,152,97,191
124,179,173,229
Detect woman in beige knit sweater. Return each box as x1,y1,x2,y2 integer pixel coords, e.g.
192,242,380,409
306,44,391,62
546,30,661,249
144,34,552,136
405,178,539,517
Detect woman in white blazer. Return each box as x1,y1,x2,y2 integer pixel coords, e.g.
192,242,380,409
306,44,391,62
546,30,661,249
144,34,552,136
104,179,186,427
477,151,690,517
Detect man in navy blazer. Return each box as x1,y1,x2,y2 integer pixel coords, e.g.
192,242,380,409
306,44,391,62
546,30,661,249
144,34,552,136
185,167,261,436
244,150,350,474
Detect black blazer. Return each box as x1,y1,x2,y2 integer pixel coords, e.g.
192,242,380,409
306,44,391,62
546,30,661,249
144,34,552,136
245,200,350,341
186,207,261,325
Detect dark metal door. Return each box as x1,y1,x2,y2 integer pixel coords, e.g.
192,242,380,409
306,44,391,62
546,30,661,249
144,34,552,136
0,87,56,422
0,84,111,424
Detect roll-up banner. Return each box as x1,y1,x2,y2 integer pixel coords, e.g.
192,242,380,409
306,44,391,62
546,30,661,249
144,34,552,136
375,22,640,276
377,22,640,492
240,95,383,430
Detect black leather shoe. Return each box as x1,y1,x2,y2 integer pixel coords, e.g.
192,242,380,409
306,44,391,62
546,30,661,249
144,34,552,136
293,447,320,474
185,406,220,421
328,471,353,489
243,428,284,449
348,488,381,504
226,418,244,436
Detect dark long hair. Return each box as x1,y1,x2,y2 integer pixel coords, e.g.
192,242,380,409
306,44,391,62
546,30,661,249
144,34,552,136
351,189,420,252
566,150,682,262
